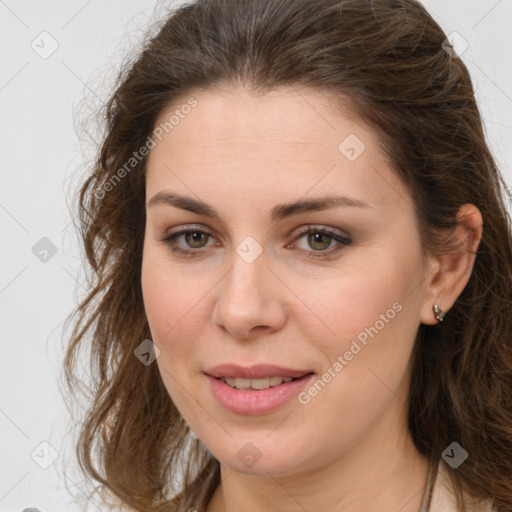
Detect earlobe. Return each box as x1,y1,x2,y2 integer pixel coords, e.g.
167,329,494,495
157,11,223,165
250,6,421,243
419,203,483,326
419,257,443,326
433,302,446,322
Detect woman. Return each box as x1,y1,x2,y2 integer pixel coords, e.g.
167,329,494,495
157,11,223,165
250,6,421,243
61,0,512,511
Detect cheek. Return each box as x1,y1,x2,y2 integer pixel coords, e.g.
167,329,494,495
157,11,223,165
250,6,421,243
140,246,223,409
298,268,420,437
141,245,206,340
305,247,422,379
305,256,415,337
141,252,204,402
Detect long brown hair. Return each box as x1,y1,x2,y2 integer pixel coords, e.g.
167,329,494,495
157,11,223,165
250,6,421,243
61,0,512,510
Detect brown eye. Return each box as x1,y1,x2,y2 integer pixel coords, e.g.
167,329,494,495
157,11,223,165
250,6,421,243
183,231,209,249
307,232,334,251
290,225,352,259
161,227,216,257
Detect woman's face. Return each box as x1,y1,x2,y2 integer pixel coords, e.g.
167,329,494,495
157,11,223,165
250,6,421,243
141,86,435,477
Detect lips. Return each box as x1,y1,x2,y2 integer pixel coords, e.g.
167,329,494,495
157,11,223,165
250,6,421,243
207,371,316,415
204,363,314,380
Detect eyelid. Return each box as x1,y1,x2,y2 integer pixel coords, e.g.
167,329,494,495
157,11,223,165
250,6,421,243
160,223,352,259
290,224,351,242
164,223,213,236
162,223,221,244
162,223,351,241
286,224,352,259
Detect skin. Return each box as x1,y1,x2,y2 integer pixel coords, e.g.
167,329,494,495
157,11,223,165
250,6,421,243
140,85,482,512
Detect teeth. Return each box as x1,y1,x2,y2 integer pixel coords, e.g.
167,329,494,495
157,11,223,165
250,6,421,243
221,376,295,390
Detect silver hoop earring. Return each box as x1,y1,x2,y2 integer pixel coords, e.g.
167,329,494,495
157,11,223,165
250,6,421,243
433,303,446,322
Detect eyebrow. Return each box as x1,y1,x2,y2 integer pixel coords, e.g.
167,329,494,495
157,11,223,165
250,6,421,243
147,192,373,222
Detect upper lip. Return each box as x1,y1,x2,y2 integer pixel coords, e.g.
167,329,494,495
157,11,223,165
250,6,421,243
204,364,314,379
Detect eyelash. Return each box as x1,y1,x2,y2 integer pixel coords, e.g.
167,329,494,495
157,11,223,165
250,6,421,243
160,224,352,260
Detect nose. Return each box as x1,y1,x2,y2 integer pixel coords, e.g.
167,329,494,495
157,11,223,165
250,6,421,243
212,248,287,340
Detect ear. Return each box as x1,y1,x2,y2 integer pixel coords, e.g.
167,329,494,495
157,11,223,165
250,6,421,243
420,203,483,325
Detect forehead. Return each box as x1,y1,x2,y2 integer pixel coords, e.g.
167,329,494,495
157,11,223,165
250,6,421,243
146,86,408,212
151,86,373,158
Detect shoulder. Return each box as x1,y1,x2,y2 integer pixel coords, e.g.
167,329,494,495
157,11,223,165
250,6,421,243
430,460,496,512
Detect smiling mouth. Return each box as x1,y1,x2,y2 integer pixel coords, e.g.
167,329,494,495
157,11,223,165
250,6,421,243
216,373,313,391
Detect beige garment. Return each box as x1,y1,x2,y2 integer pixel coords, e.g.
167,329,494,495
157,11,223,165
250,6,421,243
425,460,497,512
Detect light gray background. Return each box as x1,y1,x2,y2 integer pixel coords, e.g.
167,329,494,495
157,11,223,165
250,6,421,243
1,1,511,511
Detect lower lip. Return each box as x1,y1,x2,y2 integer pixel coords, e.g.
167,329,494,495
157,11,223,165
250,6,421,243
206,373,315,415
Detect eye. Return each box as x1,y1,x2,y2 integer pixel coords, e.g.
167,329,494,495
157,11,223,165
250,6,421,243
160,225,218,258
160,224,352,259
287,225,352,259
